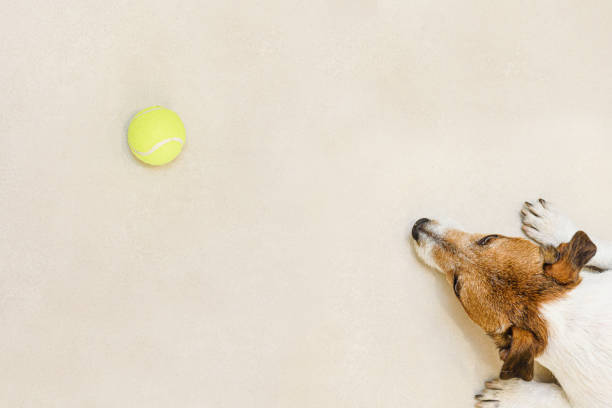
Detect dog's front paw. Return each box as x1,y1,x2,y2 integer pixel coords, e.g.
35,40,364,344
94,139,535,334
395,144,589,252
475,378,569,408
520,199,577,247
475,379,533,408
475,378,515,408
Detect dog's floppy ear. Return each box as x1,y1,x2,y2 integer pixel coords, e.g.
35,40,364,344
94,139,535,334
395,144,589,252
499,326,537,381
543,231,596,285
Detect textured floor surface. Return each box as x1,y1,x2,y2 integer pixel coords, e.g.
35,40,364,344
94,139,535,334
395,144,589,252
3,1,612,407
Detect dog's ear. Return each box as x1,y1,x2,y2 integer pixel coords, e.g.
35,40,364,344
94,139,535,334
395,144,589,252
543,231,596,285
499,326,537,381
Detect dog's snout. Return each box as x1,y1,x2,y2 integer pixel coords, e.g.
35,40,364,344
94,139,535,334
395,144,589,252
412,218,431,240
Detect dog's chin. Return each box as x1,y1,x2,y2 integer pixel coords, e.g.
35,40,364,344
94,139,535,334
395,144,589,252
412,236,443,273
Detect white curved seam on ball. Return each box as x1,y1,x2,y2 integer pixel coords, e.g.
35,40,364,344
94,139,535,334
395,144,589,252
132,106,164,121
133,137,184,156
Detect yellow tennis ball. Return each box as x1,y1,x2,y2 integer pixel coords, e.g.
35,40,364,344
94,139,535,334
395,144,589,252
128,106,186,166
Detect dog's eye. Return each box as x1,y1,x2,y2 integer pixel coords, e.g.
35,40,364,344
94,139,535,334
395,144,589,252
477,234,499,246
453,274,461,298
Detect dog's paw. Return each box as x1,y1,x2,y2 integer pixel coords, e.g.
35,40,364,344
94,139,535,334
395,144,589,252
475,379,534,408
475,378,569,408
475,378,520,408
520,199,577,247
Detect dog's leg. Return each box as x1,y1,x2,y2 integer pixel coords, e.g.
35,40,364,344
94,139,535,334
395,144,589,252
520,199,612,271
475,378,571,408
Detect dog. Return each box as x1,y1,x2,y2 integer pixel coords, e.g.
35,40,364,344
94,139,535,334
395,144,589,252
410,199,612,408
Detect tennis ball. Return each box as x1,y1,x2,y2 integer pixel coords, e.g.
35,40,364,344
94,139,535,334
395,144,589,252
127,106,186,166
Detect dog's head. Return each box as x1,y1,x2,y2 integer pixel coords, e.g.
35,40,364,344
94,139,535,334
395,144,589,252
411,218,596,381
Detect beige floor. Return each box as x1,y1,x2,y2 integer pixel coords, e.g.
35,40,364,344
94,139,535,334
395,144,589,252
3,1,612,407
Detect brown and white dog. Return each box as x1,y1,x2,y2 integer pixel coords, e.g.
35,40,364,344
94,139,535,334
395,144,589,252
411,199,612,408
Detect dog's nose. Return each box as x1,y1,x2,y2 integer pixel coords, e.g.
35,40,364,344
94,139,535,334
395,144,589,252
412,218,431,240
